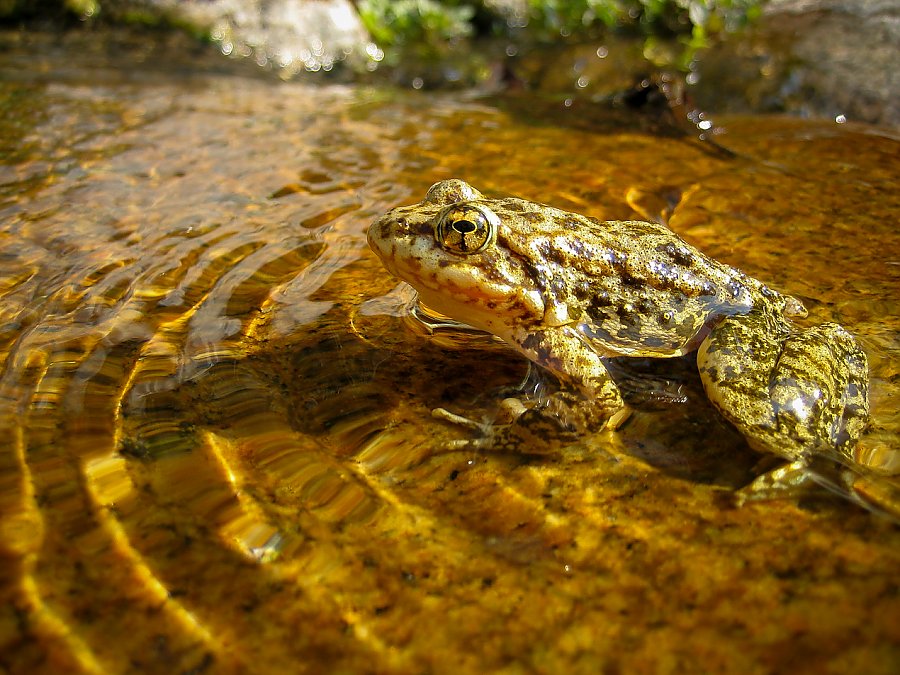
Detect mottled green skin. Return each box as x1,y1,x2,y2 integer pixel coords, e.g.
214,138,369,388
698,308,869,461
368,179,869,465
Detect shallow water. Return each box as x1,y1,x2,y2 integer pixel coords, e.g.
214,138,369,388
1,30,899,674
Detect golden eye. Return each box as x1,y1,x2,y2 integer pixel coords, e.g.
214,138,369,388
435,204,496,254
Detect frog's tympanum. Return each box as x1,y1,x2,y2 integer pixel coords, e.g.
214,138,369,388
368,179,870,497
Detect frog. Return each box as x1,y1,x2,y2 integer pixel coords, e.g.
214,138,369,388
367,179,870,496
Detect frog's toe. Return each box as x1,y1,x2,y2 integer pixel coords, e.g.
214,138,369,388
497,397,530,425
431,407,499,453
737,459,828,505
605,406,633,431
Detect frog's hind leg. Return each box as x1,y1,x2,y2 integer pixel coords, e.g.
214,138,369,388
697,309,869,498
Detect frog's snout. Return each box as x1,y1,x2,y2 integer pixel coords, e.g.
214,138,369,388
366,212,391,258
367,209,419,266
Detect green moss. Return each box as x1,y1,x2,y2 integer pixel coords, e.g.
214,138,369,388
357,0,764,75
357,0,476,47
64,0,99,18
524,0,762,39
360,0,763,47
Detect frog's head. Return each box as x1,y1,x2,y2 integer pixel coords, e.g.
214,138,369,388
367,179,545,336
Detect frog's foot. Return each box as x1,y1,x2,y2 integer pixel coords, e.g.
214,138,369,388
432,396,533,435
737,459,837,505
432,402,576,454
432,407,486,433
698,310,869,464
433,393,629,455
737,457,900,523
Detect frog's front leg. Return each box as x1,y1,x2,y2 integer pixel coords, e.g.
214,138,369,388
507,324,630,432
468,325,630,452
436,325,628,454
697,307,869,490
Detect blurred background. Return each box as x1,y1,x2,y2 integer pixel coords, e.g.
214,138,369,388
2,0,897,126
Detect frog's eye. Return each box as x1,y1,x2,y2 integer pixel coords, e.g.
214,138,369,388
435,204,497,255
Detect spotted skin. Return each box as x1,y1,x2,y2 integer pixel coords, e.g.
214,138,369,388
368,179,869,477
698,307,869,462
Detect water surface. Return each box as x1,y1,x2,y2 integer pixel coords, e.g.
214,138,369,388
1,30,899,674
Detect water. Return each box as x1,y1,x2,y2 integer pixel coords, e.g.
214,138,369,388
1,29,898,674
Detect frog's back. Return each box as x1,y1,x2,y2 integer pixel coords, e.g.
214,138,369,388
495,197,785,358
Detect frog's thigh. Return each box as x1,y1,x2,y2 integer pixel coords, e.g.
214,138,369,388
698,314,869,461
511,325,624,413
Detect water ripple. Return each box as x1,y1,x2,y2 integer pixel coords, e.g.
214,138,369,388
1,52,898,673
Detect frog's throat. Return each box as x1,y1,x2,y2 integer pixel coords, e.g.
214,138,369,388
410,280,544,338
